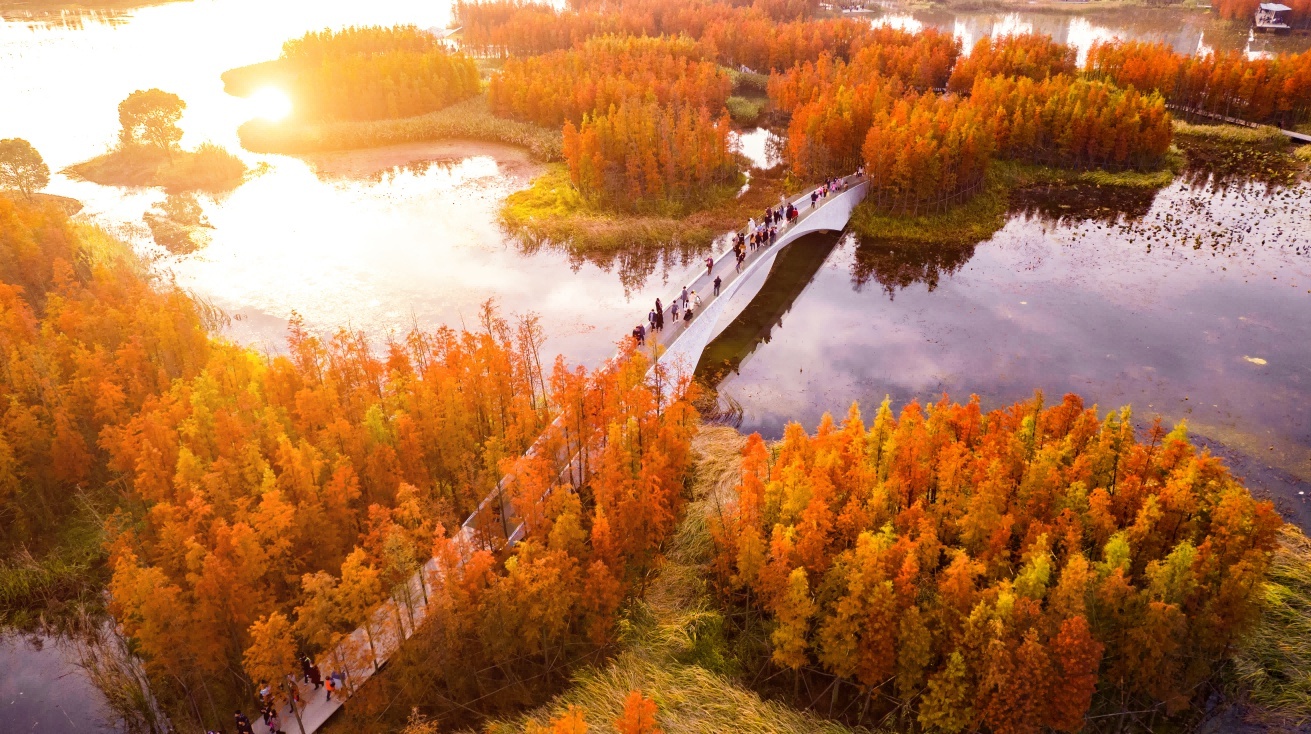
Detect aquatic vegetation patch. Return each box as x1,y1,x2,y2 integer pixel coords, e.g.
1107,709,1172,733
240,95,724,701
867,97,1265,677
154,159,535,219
1173,121,1305,188
67,143,247,194
501,163,776,253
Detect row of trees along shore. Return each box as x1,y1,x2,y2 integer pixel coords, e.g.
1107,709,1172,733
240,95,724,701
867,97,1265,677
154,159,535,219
457,0,1311,214
232,26,481,122
0,189,698,730
711,396,1280,733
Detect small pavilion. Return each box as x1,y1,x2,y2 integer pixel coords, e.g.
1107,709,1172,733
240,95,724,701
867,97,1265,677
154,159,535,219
1255,3,1293,32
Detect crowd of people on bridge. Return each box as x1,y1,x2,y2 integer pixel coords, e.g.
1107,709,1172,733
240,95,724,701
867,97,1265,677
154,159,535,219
632,173,862,347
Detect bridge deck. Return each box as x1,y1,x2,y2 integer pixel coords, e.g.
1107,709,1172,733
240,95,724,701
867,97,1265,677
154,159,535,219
641,173,865,363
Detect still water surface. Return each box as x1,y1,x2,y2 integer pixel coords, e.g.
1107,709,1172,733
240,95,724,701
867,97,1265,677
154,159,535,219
707,179,1311,525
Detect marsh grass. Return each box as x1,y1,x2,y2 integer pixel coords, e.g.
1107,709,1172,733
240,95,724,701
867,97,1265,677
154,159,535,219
67,143,247,193
486,427,874,734
1232,525,1311,726
727,96,767,125
1172,121,1304,186
0,491,108,631
501,163,788,253
237,95,564,161
850,155,1182,247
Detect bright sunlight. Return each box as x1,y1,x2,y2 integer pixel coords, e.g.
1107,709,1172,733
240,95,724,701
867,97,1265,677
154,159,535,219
248,86,292,121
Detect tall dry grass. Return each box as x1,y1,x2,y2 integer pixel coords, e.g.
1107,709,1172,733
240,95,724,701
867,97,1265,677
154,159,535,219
1233,525,1311,726
483,426,878,734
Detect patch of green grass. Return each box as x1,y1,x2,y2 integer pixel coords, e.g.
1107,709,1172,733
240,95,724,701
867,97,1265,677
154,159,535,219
66,143,247,193
727,96,766,125
0,492,109,632
726,67,769,96
501,164,775,253
1173,120,1290,148
850,156,1181,247
237,94,564,162
486,427,875,734
1232,525,1311,727
1294,145,1311,163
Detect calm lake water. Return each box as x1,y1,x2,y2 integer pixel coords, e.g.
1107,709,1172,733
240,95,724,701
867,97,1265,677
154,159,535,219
1,0,1310,730
706,179,1311,526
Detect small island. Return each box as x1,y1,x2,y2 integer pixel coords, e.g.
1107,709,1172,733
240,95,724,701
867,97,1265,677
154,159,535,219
66,88,247,193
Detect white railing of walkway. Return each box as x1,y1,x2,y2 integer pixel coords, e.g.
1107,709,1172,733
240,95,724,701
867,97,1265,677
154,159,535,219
251,171,866,734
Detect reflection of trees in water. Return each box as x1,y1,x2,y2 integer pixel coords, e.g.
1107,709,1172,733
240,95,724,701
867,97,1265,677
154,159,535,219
1007,183,1157,227
512,232,713,294
850,237,977,299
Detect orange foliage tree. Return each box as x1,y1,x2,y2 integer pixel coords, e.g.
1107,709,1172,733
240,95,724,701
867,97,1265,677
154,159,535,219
946,33,1077,94
489,35,731,126
273,26,480,121
1087,39,1311,127
562,101,738,211
711,395,1281,730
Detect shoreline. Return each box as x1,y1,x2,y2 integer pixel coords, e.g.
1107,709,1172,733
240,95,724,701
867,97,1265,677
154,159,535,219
297,139,544,182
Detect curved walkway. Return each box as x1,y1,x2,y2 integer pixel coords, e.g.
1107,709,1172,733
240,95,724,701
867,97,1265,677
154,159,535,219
643,172,868,369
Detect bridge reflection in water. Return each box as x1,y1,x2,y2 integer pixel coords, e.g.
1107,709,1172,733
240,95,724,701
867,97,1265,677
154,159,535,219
696,230,844,387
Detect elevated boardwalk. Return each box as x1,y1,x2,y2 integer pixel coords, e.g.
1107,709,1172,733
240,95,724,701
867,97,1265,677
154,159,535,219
1168,103,1311,144
647,174,869,370
249,173,869,734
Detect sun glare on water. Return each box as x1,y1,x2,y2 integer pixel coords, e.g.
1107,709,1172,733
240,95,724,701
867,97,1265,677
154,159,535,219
249,86,293,121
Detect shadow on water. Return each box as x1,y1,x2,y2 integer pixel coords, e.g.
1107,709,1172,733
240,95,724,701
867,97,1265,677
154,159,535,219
1008,183,1159,227
696,231,843,387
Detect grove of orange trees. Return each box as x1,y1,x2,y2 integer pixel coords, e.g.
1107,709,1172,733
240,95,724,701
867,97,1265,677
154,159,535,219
458,0,890,71
489,35,731,126
334,350,699,726
861,94,994,212
971,74,1173,171
0,196,211,549
767,27,960,113
946,33,1077,94
562,101,738,211
1087,39,1311,127
0,192,699,730
275,26,480,121
711,395,1280,732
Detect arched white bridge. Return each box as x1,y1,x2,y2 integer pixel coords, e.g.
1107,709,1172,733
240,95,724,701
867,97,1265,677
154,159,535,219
646,174,869,371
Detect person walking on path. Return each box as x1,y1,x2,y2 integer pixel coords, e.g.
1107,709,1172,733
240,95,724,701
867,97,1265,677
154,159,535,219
671,300,680,322
691,291,701,309
713,275,721,296
705,256,713,275
307,663,322,691
268,710,286,734
680,286,689,307
655,297,662,316
683,307,693,325
235,711,255,734
325,675,337,702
